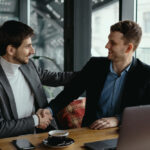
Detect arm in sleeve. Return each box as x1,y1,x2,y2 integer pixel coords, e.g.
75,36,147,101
49,58,95,116
0,110,35,138
30,59,78,87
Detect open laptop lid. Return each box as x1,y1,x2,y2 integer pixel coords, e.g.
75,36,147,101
117,105,150,150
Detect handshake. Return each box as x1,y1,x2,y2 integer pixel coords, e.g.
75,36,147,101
36,108,53,130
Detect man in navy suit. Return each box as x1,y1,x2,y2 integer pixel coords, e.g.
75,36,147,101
47,20,150,129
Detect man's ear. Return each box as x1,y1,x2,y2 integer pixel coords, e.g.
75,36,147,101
6,45,16,56
126,43,134,53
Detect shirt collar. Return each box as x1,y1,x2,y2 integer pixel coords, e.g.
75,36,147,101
110,57,134,75
0,56,21,75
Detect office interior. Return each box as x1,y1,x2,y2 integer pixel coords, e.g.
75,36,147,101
0,0,150,97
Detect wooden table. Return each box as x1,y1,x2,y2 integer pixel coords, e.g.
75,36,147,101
0,127,119,150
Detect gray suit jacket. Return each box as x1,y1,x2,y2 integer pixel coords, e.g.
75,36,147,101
0,59,74,138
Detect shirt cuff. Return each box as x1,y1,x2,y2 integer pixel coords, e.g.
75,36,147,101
46,107,53,116
32,114,39,127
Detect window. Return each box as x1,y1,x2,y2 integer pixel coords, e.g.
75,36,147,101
143,12,150,33
30,0,64,98
136,0,150,64
30,0,64,71
91,0,119,57
0,0,19,24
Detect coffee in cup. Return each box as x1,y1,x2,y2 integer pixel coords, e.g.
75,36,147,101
48,130,69,145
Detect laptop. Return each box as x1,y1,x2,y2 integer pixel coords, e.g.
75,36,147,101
84,105,150,150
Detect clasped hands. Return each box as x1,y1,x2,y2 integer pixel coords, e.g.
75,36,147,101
36,108,53,130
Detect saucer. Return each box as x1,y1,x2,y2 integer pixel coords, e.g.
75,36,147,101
43,137,74,148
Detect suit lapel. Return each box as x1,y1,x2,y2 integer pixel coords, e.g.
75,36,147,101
0,65,18,119
20,62,48,108
120,58,138,108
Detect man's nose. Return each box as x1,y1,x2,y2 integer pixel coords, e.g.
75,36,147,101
105,42,109,49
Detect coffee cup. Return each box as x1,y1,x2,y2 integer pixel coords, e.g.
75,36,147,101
48,130,69,145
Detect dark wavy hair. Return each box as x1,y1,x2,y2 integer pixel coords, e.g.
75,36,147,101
0,20,34,56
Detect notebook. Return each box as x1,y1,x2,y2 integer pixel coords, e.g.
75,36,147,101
84,105,150,150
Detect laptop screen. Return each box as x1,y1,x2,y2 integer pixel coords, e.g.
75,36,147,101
117,105,150,150
84,105,150,150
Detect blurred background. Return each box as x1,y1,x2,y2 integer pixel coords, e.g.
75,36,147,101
0,0,150,98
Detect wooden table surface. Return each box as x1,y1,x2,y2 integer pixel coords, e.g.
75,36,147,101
0,127,119,150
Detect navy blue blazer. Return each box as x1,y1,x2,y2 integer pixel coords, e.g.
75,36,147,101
50,57,150,126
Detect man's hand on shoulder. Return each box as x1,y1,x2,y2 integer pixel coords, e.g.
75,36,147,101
90,117,119,130
36,108,53,129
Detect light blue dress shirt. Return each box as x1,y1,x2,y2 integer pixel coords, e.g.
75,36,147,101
97,58,133,118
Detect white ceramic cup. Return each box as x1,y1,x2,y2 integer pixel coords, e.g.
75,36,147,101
48,130,69,138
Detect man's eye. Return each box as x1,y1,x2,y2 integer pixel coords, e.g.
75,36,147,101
111,42,116,45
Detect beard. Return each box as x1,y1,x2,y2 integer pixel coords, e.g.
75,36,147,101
13,54,29,64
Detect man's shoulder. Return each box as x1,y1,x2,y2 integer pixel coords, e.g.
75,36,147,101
136,58,150,71
84,57,110,70
89,57,109,64
134,59,150,78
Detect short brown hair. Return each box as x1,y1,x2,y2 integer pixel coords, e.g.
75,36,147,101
111,20,142,51
0,20,34,56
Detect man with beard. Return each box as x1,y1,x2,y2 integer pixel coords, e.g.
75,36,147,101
0,20,75,138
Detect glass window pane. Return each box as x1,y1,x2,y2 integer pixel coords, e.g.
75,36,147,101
91,1,119,57
136,0,150,64
30,0,64,71
0,0,19,24
30,0,64,98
